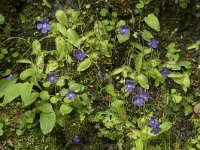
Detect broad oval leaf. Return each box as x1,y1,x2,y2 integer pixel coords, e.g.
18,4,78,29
32,40,41,55
2,83,21,106
38,103,53,113
57,23,68,37
77,58,91,72
55,36,66,55
137,74,149,89
135,54,143,73
66,29,80,47
144,13,160,32
0,79,17,98
159,122,172,134
0,14,5,24
20,82,36,106
55,10,69,27
60,104,73,115
112,68,123,75
40,111,56,135
135,139,143,150
20,68,35,80
142,29,153,41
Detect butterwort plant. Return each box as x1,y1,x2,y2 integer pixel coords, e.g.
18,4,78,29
37,18,51,33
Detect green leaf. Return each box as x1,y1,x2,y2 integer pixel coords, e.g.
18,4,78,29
144,13,160,32
117,33,130,43
141,29,153,41
40,111,56,135
66,29,80,47
56,79,65,87
25,93,39,107
20,82,33,100
32,40,41,55
20,82,38,106
159,122,172,134
0,14,5,24
55,36,66,55
57,23,68,37
135,139,143,150
178,61,191,69
77,58,91,72
40,91,50,100
1,48,8,54
0,79,17,98
137,74,149,89
17,59,33,64
100,8,108,17
20,68,35,80
105,84,116,97
111,68,123,75
135,54,143,73
168,72,183,78
172,94,182,103
182,74,190,92
46,60,58,73
2,83,21,106
60,104,73,115
68,82,84,92
38,103,53,113
55,10,69,27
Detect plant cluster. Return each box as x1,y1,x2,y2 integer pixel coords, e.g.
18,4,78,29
0,0,199,149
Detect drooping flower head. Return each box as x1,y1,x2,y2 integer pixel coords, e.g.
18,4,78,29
124,79,135,93
147,37,159,49
160,67,171,77
74,48,86,61
47,72,58,84
132,91,149,107
148,116,161,134
37,18,52,33
119,25,130,36
66,89,76,100
73,135,80,144
6,74,13,80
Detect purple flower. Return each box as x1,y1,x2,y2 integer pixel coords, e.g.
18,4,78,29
148,116,159,128
6,74,13,80
66,89,76,100
119,25,130,36
148,116,161,134
160,67,171,77
37,18,51,33
147,37,159,49
132,91,149,107
74,48,86,61
47,72,58,84
124,79,135,93
133,98,144,106
150,126,161,134
73,135,80,144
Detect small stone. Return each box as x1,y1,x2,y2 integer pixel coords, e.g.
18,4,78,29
194,103,200,117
